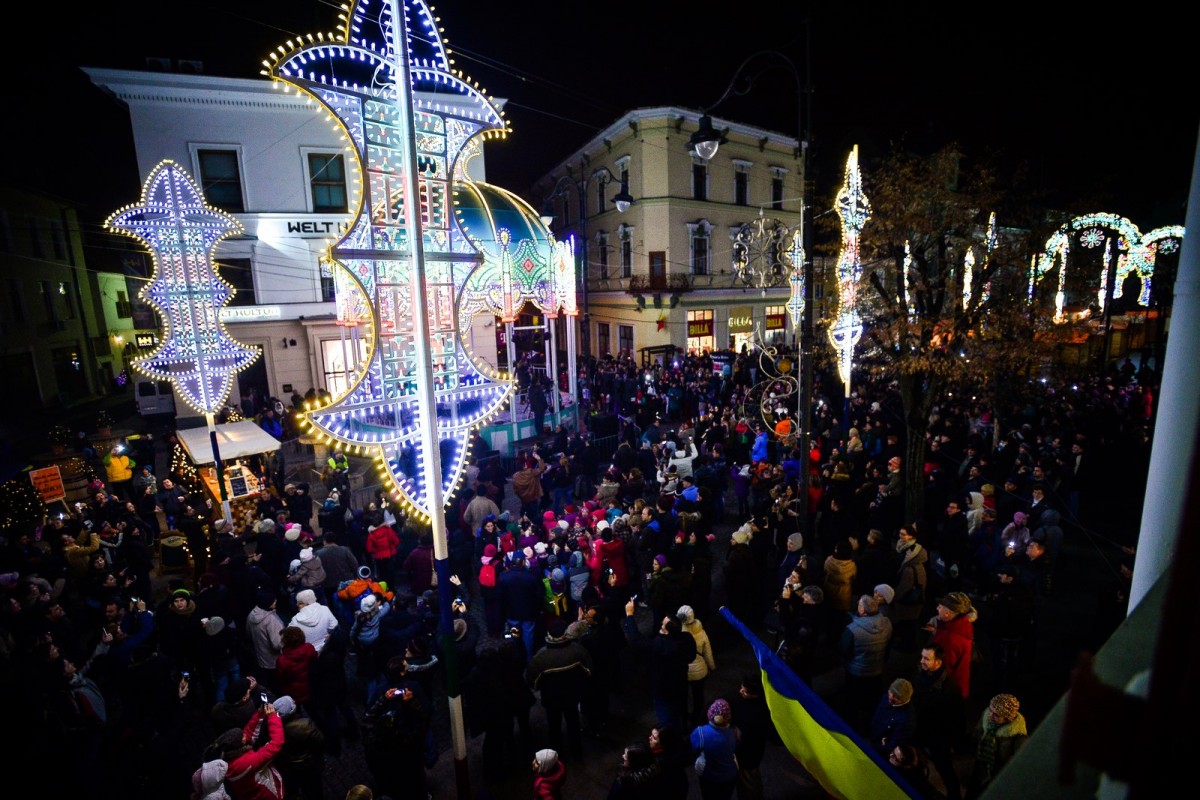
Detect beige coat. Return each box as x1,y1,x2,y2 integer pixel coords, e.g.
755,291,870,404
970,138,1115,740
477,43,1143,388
683,618,716,681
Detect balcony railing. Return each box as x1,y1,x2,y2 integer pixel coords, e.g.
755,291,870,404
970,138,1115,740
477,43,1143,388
627,274,694,294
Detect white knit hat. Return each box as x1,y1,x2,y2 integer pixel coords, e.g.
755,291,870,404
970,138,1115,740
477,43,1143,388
299,547,313,562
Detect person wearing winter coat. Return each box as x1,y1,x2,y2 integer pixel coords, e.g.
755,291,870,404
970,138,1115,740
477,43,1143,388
751,427,770,464
607,742,667,799
287,547,327,602
926,591,977,699
838,594,893,728
245,591,285,686
968,693,1028,796
290,589,338,653
270,695,325,800
403,534,436,594
274,626,318,705
689,698,739,799
190,758,231,800
868,678,917,758
532,747,567,799
678,605,716,728
364,522,400,586
822,540,858,643
211,702,286,800
891,527,929,652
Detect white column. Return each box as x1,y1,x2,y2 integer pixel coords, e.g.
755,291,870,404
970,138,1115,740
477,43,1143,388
567,316,579,428
549,316,561,419
1130,122,1200,612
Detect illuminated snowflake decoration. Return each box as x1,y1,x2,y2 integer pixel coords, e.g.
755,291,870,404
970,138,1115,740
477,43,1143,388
106,161,259,414
1079,228,1105,248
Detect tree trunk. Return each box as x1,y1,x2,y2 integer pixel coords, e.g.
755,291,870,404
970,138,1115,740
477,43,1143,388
899,369,942,525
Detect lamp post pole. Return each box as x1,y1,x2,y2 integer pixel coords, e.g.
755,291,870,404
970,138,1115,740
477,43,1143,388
544,168,632,402
691,38,814,525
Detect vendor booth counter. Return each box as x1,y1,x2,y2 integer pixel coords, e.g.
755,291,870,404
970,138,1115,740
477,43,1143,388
177,421,282,530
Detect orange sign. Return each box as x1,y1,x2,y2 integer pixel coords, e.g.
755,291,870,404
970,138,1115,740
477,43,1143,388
30,466,66,503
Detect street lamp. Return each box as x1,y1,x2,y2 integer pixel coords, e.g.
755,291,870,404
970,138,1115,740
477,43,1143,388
691,45,815,524
541,166,634,359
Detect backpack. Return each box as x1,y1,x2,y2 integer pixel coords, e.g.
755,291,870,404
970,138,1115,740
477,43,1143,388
478,561,497,588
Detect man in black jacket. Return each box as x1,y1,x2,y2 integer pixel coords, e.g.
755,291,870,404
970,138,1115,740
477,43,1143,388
730,672,777,800
526,618,593,760
497,550,545,661
622,597,696,731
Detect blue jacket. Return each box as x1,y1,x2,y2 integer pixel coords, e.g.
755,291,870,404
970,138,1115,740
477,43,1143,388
751,431,769,463
690,721,739,783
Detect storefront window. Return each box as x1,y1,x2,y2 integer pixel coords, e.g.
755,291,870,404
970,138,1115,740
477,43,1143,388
765,304,788,346
321,337,370,398
687,309,714,354
728,306,754,354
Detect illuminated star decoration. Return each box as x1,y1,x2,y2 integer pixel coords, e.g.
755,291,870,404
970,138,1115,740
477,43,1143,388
106,161,259,414
828,145,870,395
265,0,569,518
1033,212,1184,322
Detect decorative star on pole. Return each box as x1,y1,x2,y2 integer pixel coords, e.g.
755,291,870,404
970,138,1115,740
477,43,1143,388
828,145,871,397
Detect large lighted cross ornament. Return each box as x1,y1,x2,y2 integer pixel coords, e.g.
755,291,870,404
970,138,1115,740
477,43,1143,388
264,0,520,519
828,145,870,398
107,161,258,413
107,160,260,524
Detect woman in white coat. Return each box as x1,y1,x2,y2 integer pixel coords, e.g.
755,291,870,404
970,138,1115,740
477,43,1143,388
679,604,717,727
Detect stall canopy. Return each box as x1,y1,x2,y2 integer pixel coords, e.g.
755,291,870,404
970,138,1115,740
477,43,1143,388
178,420,282,465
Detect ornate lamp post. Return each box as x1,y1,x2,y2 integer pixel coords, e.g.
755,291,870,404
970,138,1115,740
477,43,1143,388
542,167,634,361
690,45,814,523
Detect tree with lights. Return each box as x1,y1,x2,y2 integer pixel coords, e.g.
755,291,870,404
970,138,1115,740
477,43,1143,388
855,144,1072,524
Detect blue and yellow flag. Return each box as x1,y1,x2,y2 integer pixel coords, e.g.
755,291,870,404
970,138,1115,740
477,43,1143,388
720,607,922,800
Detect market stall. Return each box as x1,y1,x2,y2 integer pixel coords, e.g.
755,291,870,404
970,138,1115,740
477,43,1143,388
177,421,281,530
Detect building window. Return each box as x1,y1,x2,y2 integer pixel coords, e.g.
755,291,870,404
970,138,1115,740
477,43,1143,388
198,149,245,212
597,232,609,280
40,281,56,322
50,220,67,261
692,159,708,201
765,304,787,345
9,279,26,322
597,322,611,356
687,221,712,276
770,167,788,211
308,153,348,213
116,290,133,319
620,226,633,279
733,160,752,206
322,338,369,399
320,262,337,302
686,309,715,355
618,324,633,357
219,258,255,306
595,177,607,215
28,217,43,259
59,282,75,320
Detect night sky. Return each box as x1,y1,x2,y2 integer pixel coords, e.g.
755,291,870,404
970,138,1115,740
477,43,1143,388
7,0,1196,234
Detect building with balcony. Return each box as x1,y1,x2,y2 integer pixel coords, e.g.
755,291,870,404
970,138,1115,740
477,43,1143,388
84,66,504,415
534,107,833,363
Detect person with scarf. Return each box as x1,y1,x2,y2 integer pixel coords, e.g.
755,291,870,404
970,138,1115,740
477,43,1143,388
968,693,1028,796
925,591,977,699
892,526,929,652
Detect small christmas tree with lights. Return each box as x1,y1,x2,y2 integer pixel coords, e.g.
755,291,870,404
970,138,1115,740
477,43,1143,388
1,475,47,533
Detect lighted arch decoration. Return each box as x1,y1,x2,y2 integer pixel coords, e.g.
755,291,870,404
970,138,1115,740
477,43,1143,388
263,0,573,518
828,145,871,395
1032,213,1184,323
106,161,259,414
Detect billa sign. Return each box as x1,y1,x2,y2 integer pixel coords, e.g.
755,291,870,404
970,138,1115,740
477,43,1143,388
29,466,66,503
766,310,786,330
728,307,754,334
687,318,714,338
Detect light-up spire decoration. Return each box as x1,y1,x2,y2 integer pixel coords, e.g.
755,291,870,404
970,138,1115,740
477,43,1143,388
962,248,974,311
828,145,870,395
263,0,571,518
106,161,259,414
785,229,806,330
1033,212,1184,322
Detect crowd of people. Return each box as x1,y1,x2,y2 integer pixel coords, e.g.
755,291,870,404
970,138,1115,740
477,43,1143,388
1,345,1157,799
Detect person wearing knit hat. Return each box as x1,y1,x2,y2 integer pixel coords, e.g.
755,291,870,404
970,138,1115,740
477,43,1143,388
928,591,976,699
481,543,497,563
191,759,231,800
203,616,226,636
271,694,297,717
299,547,314,562
255,589,277,610
874,583,896,607
970,693,1028,793
868,678,917,757
535,541,549,555
285,524,302,542
532,748,566,797
595,518,611,534
360,593,378,612
691,698,739,796
731,524,752,545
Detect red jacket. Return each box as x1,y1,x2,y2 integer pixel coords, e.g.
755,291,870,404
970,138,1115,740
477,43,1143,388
365,524,400,561
931,612,974,698
226,710,285,800
598,538,629,587
533,760,567,799
274,641,317,703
